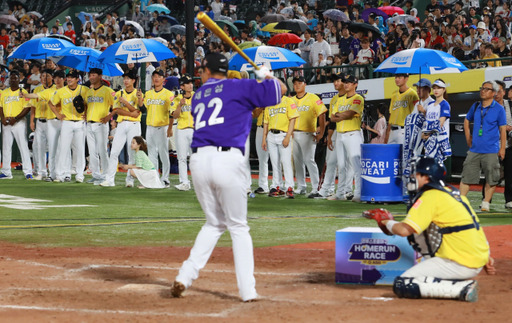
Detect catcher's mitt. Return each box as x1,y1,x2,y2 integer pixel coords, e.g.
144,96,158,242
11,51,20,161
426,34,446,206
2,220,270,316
73,95,85,114
362,208,395,236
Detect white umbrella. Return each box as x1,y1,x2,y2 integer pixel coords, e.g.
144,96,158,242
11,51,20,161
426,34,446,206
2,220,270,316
26,11,42,19
125,20,145,37
151,37,168,47
0,15,19,26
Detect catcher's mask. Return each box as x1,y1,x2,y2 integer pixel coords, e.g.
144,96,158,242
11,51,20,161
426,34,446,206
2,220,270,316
408,156,446,192
73,95,85,113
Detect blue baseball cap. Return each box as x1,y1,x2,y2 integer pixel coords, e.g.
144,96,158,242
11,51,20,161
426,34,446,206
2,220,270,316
469,24,477,30
413,78,431,88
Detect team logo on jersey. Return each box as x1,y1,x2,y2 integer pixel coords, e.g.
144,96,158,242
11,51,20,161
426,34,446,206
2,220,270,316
88,96,105,103
297,105,310,112
268,107,286,117
181,105,192,112
147,99,165,105
349,238,401,265
215,85,223,93
3,96,20,104
392,100,409,110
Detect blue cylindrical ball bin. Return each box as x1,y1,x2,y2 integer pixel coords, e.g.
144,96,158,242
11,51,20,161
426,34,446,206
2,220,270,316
361,144,403,202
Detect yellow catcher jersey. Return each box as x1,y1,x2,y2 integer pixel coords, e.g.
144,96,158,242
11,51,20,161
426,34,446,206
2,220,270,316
51,85,89,121
33,84,57,119
292,93,327,132
0,87,30,117
85,85,115,122
404,189,490,269
114,89,141,122
388,87,419,126
332,93,364,133
264,96,299,132
170,92,194,129
144,88,174,127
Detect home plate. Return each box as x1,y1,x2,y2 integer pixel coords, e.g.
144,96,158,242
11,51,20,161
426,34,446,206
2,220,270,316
118,284,167,292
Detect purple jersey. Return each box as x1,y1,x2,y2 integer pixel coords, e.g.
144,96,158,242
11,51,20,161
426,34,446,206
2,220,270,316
191,78,282,153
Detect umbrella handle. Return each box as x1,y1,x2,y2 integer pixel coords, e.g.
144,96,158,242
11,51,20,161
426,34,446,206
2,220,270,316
197,11,260,70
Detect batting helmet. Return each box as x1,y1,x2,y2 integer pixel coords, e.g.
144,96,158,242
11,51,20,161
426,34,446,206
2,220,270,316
415,157,446,184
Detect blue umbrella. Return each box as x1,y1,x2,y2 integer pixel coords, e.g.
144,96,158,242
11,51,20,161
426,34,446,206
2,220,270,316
157,15,179,26
229,46,306,71
97,38,176,64
8,37,75,60
146,4,171,14
374,48,468,75
361,8,389,24
77,11,94,25
49,47,123,77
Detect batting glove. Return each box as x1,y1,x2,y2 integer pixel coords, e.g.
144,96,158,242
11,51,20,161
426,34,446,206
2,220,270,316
254,66,273,80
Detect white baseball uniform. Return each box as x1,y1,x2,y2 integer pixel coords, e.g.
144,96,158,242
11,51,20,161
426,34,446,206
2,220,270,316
170,92,195,185
255,113,269,192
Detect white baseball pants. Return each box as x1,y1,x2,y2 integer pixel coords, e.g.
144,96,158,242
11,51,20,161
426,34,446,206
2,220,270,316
34,119,48,177
1,120,33,176
176,127,193,185
176,146,257,302
86,122,109,180
292,131,320,193
146,125,170,183
56,120,86,181
388,128,405,145
319,131,337,196
267,132,294,190
401,257,482,280
46,119,61,179
255,126,269,191
105,121,141,185
335,130,363,199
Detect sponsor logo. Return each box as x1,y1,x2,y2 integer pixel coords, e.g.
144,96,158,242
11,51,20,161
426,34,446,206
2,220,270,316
390,56,409,65
121,43,143,52
442,56,461,66
349,238,401,265
69,49,89,55
257,51,281,60
42,43,62,51
412,198,423,209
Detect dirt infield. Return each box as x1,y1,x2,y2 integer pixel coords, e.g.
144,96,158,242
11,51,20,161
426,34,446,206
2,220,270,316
0,225,510,322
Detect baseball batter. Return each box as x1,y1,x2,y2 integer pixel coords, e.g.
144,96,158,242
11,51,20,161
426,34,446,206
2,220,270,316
0,70,33,179
101,70,142,187
170,74,195,191
253,108,269,194
50,70,89,183
24,70,65,182
291,76,327,197
385,73,419,144
366,157,494,302
328,74,364,202
171,53,285,302
84,68,115,184
29,70,56,180
262,95,299,198
140,69,174,187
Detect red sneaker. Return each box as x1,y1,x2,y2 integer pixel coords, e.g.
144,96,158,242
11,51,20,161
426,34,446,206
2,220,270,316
286,187,294,199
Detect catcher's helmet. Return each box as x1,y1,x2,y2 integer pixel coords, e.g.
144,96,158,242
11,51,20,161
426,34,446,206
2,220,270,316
415,157,446,183
73,95,85,114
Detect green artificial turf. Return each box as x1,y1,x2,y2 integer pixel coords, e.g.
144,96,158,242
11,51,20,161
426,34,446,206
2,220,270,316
0,171,510,248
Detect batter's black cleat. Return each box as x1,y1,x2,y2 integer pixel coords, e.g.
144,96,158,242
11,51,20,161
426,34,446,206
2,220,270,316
268,188,278,197
286,187,294,199
308,192,322,198
254,187,267,194
171,281,186,298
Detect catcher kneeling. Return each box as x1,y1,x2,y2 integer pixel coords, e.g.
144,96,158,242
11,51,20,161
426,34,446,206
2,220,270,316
364,156,495,302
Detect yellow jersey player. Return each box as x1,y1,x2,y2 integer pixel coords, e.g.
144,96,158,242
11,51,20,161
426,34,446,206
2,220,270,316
102,70,142,187
140,69,174,187
84,68,115,185
328,74,364,202
170,74,195,191
29,69,56,180
50,70,89,183
262,95,299,198
292,76,328,197
385,73,419,144
0,70,33,179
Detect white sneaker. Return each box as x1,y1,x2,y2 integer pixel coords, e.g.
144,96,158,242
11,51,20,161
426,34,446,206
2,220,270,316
505,202,512,209
481,201,490,212
125,182,134,188
99,180,115,187
76,178,84,183
327,194,347,201
294,188,307,195
33,174,43,181
175,183,191,191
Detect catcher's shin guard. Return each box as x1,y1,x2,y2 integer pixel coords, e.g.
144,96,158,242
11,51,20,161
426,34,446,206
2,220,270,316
394,277,478,302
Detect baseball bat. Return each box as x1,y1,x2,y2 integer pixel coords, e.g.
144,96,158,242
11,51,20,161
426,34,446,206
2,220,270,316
196,11,260,70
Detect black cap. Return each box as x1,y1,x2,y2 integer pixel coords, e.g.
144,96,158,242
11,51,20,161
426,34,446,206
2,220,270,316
292,75,306,83
202,53,229,74
180,74,193,85
331,72,345,81
123,70,138,80
89,68,102,75
152,69,165,77
54,70,66,78
343,74,358,83
67,70,80,78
